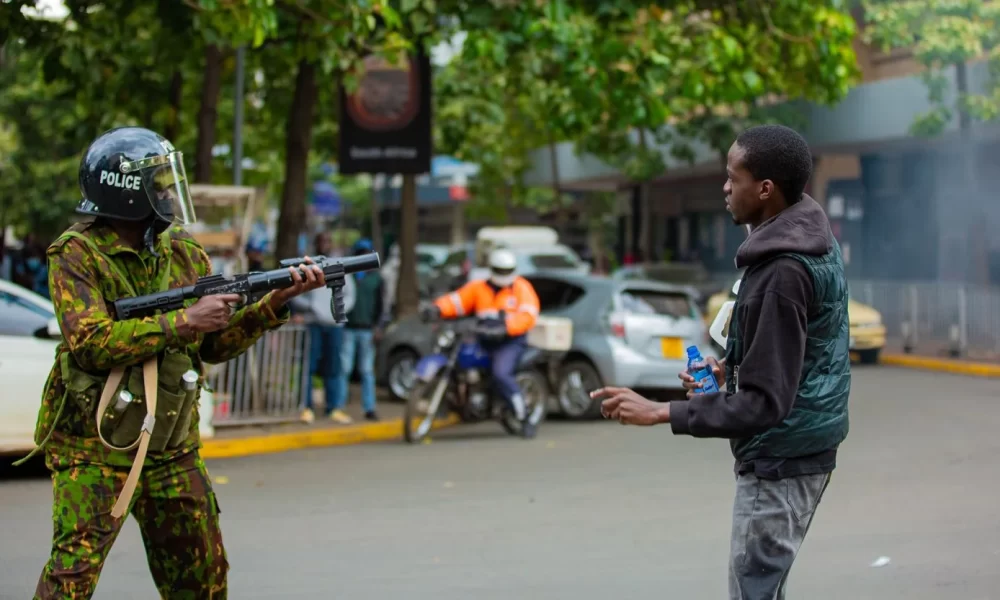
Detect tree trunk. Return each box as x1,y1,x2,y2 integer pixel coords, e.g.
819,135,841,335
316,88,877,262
587,225,605,275
275,59,318,261
194,44,223,183
503,183,514,223
370,184,383,257
638,181,653,260
164,70,183,142
450,201,465,244
395,174,420,318
548,135,567,234
955,61,988,284
636,129,652,261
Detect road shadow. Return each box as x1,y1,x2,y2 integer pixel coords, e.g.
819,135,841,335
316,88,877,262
0,453,48,481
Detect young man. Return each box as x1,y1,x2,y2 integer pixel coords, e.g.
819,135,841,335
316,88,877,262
593,124,850,599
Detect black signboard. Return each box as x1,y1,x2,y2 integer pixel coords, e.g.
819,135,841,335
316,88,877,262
337,50,433,175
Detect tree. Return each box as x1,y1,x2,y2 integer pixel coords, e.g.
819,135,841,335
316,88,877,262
194,1,423,261
438,1,860,258
0,0,254,239
862,0,1000,137
434,45,556,221
862,0,1000,283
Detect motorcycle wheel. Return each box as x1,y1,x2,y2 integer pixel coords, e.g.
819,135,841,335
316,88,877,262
500,369,550,435
404,372,451,444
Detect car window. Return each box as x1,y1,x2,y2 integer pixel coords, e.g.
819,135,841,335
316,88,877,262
643,264,709,284
620,289,695,320
529,253,579,269
442,250,466,267
524,276,586,312
416,252,438,266
0,291,52,336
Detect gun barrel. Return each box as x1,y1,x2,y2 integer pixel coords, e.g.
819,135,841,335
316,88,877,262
340,252,381,274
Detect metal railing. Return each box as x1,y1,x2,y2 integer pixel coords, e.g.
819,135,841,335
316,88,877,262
850,279,1000,357
205,325,311,427
706,271,999,356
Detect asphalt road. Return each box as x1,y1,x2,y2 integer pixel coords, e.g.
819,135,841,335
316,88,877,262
3,365,999,599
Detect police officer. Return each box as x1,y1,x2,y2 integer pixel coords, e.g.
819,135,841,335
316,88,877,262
26,126,325,599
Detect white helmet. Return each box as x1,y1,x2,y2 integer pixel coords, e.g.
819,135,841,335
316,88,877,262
488,248,517,287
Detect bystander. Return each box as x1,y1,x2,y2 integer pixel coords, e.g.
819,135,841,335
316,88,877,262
335,238,388,422
292,232,356,424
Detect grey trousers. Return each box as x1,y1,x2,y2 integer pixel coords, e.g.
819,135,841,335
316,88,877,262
728,472,832,600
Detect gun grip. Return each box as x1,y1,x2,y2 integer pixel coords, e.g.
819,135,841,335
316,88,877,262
329,282,347,324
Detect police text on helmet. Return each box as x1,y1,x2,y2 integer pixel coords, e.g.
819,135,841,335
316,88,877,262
99,170,142,191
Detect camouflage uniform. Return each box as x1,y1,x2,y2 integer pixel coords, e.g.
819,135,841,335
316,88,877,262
31,220,289,599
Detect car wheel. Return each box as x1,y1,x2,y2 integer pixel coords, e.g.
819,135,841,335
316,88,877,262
859,349,880,365
556,360,604,420
387,349,419,402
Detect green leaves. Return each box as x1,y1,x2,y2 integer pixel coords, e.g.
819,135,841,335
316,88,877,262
863,0,1000,136
434,0,861,215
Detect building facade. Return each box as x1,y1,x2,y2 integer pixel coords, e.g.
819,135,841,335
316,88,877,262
519,18,1000,285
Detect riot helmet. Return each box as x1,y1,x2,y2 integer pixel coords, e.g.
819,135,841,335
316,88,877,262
76,127,196,230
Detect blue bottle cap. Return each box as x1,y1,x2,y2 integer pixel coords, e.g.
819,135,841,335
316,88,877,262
686,345,700,359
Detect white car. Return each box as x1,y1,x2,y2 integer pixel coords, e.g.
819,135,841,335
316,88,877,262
0,279,60,455
0,278,220,455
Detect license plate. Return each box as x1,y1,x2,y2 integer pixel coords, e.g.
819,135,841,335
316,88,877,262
660,337,684,359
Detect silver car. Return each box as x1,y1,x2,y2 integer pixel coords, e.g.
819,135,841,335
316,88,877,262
466,244,589,282
376,271,717,419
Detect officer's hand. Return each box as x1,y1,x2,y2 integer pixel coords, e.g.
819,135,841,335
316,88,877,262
184,294,244,333
269,256,326,310
678,357,725,399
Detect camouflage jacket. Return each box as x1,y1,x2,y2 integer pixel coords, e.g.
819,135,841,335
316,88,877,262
34,221,289,467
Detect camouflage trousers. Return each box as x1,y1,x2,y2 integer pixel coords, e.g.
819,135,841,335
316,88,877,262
33,449,228,599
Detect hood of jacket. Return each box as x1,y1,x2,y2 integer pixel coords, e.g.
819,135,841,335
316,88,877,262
735,194,834,269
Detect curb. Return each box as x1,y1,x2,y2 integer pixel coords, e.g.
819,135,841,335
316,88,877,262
880,353,1000,378
200,414,462,459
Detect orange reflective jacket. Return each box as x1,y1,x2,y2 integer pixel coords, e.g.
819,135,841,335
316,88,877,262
434,277,540,337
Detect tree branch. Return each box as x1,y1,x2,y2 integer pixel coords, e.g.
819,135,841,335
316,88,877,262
749,0,814,45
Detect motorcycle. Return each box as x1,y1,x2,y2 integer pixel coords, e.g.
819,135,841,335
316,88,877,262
403,317,559,443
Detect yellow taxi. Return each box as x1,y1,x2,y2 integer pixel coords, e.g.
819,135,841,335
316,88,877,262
704,279,886,364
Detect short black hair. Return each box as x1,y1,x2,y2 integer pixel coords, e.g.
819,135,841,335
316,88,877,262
734,124,813,203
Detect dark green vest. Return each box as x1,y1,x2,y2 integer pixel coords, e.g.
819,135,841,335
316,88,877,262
347,272,382,328
726,242,851,460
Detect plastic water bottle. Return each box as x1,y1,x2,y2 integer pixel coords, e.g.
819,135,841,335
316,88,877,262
686,346,720,394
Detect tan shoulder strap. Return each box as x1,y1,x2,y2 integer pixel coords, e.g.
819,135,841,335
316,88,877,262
94,358,158,519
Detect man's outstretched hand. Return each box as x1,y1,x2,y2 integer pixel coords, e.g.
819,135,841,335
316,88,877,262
591,387,670,426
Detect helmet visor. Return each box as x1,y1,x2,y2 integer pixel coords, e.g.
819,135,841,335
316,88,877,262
124,152,196,225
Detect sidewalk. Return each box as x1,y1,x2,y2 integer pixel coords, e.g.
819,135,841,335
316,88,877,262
201,386,459,459
879,340,1000,378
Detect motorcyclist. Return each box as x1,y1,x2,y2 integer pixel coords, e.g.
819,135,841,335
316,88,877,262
420,248,542,438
